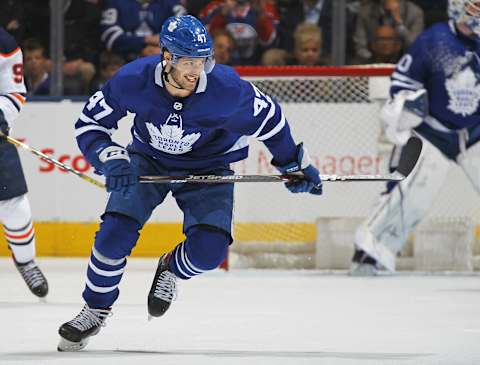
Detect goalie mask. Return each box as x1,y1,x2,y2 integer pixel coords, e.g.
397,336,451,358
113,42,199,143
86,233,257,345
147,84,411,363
160,15,215,74
449,0,480,37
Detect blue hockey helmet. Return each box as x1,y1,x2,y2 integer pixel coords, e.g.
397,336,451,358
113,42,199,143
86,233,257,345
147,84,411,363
160,15,215,72
449,0,480,37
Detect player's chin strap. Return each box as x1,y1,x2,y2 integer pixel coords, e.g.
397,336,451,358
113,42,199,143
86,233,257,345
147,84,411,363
163,68,186,90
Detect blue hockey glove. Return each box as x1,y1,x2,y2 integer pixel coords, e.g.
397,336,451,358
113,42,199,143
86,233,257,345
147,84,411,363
98,145,137,195
0,110,10,136
272,143,323,195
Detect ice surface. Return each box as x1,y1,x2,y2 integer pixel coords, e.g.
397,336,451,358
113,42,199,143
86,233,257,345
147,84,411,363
1,258,480,365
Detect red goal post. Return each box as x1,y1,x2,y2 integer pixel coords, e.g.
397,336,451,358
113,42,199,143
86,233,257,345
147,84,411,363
235,65,395,77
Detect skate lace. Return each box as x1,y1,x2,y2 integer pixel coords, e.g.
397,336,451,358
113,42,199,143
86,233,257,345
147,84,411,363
153,271,177,302
68,305,112,331
17,262,44,289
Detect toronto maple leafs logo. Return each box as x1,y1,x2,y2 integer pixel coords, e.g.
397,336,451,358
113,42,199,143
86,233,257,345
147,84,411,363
146,113,201,155
446,66,480,117
168,21,178,32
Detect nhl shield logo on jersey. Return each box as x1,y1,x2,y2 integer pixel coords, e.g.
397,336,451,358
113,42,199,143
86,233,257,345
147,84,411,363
446,67,480,117
146,113,201,155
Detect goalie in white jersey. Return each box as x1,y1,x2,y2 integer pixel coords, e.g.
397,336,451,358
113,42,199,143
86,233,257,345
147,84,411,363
0,27,48,296
351,0,480,275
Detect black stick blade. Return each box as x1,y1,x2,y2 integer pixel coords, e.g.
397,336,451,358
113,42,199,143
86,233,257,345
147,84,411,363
396,136,423,178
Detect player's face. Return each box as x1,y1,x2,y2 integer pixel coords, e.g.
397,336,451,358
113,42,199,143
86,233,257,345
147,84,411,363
465,1,480,17
172,57,206,90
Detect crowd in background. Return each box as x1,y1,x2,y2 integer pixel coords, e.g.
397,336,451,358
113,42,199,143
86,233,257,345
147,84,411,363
0,0,448,96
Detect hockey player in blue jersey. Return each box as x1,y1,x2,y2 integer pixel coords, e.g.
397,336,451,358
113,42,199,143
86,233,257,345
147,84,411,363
351,0,480,275
100,0,186,60
0,28,49,298
57,15,322,351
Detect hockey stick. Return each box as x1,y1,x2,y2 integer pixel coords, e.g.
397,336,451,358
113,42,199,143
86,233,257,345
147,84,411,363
139,136,423,184
0,132,106,189
0,133,422,187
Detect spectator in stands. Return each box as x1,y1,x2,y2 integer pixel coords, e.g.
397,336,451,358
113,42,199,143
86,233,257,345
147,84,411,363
292,23,323,66
0,0,26,42
185,0,211,16
261,48,290,66
354,0,424,64
369,24,403,64
413,0,447,27
212,29,235,65
140,43,161,57
100,0,186,61
22,0,50,51
199,0,279,65
88,51,125,93
23,39,50,96
350,23,403,64
277,0,357,65
23,38,95,97
13,0,99,96
63,0,102,95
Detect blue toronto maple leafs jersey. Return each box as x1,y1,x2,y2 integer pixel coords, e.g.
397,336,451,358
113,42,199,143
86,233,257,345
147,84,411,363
100,0,186,54
391,21,480,130
75,57,297,170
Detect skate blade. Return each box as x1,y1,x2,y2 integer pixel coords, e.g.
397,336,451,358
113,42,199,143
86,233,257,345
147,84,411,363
349,262,377,277
57,337,89,352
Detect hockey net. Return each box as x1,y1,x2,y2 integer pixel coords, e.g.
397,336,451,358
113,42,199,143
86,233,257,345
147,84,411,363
229,66,480,272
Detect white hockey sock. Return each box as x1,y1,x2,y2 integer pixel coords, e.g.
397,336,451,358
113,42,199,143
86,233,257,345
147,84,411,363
0,195,36,264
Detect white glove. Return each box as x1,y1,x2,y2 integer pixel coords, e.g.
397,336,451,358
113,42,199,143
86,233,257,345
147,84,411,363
381,89,428,146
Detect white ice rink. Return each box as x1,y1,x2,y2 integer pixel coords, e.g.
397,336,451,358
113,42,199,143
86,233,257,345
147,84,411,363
1,258,480,365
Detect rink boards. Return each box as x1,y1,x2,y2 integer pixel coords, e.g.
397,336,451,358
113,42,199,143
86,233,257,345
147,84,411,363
1,100,479,257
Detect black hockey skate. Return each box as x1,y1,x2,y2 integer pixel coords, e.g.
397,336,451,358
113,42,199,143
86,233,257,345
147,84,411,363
14,258,48,298
349,248,378,276
148,253,177,318
57,304,112,352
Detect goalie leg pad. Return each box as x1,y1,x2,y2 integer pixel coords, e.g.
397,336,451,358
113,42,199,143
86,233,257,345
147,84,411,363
0,194,35,263
355,137,450,271
458,141,480,194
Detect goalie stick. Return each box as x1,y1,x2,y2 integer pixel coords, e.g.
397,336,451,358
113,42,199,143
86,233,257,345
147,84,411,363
140,137,423,184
